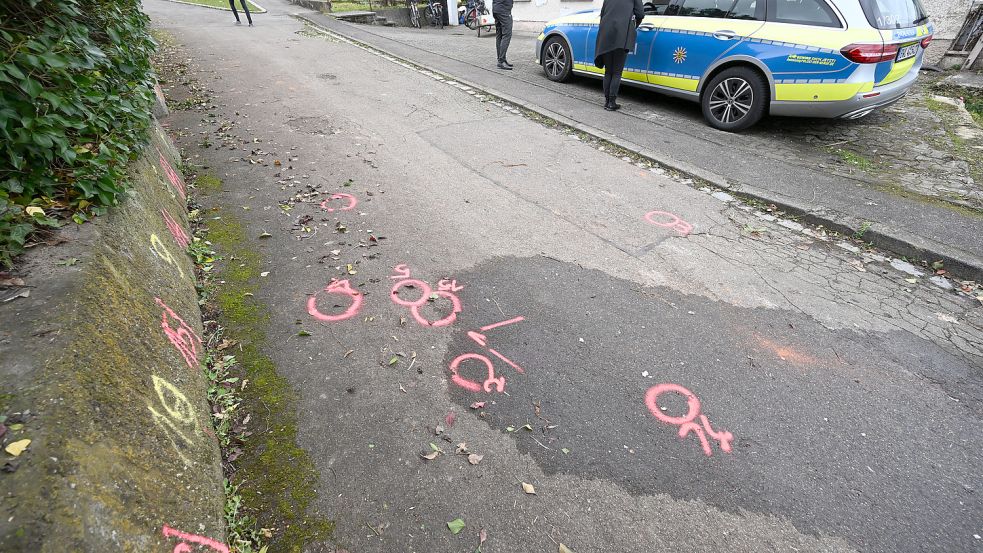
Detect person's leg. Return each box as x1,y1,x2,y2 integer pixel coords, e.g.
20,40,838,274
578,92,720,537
494,13,504,63
602,52,613,100
608,49,627,100
229,0,241,23
239,0,253,25
499,13,513,64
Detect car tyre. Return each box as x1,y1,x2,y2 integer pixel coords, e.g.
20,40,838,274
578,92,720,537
701,66,767,132
542,36,572,83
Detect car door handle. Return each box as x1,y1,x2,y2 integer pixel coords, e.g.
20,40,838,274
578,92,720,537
638,23,656,31
713,30,737,40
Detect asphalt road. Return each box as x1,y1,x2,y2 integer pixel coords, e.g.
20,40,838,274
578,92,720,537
295,11,983,278
147,1,983,551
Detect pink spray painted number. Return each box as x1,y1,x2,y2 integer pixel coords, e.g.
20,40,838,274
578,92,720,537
162,525,229,553
161,209,191,249
645,383,733,457
155,298,203,370
158,151,186,200
320,192,358,212
307,279,364,322
449,316,526,394
390,265,462,328
644,210,693,236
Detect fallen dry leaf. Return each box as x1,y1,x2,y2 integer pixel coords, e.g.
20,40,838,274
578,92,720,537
521,482,536,495
455,443,469,455
0,277,25,287
420,451,440,460
479,528,487,545
445,411,456,427
559,544,575,553
470,401,486,409
468,454,483,465
5,439,31,457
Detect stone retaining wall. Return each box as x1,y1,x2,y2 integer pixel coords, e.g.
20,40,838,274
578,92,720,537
0,115,227,551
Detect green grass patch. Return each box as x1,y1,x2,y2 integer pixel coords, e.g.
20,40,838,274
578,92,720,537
331,1,374,11
831,148,873,171
172,0,265,12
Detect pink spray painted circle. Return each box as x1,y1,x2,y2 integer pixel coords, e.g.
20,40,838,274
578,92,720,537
449,353,505,393
410,289,462,327
644,210,682,228
391,279,432,308
645,383,701,426
307,280,363,322
320,193,357,213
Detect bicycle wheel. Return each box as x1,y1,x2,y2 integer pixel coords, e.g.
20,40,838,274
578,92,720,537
464,7,477,29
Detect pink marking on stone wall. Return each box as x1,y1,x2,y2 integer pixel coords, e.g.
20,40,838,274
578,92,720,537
449,353,506,393
319,192,358,213
155,298,203,370
162,525,230,553
644,210,693,236
645,383,733,457
307,279,363,322
158,151,186,200
161,209,191,249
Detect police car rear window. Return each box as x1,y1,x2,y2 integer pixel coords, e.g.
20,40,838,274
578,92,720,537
859,0,928,29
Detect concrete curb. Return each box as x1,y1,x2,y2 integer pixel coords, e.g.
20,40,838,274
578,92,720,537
0,120,228,550
296,12,983,282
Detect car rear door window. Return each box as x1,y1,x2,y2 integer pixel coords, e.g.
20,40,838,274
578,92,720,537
859,0,927,29
767,0,841,27
675,0,732,18
727,0,761,19
644,0,672,14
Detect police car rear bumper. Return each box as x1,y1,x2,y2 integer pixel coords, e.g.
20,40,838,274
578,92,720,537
769,70,917,119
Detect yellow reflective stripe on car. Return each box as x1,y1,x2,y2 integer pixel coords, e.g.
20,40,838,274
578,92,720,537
573,62,604,74
877,56,915,86
774,82,869,101
623,70,649,82
750,25,881,53
650,75,699,91
537,32,546,40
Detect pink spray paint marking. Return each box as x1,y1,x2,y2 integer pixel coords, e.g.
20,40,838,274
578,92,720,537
162,525,230,553
319,193,358,213
450,353,506,393
307,279,363,322
466,316,526,373
644,210,693,236
389,265,463,328
645,383,733,457
158,151,186,200
161,209,191,249
155,298,202,370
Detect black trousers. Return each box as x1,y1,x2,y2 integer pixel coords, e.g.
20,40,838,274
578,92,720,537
493,12,513,63
230,0,252,24
602,49,628,101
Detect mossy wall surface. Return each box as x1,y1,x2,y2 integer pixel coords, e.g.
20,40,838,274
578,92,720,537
0,122,226,552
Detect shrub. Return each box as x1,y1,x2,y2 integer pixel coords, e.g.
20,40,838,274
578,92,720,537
0,0,157,266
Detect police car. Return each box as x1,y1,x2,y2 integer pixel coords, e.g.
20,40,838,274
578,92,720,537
536,0,933,131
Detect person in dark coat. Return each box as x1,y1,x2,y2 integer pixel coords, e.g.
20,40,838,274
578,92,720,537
492,0,514,69
594,0,644,110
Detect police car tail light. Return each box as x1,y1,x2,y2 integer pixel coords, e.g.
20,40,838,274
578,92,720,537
920,35,933,48
841,43,898,63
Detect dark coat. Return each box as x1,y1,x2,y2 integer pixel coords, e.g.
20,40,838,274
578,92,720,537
594,0,645,68
492,0,513,14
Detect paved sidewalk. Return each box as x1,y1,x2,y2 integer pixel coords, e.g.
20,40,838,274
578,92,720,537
296,11,983,279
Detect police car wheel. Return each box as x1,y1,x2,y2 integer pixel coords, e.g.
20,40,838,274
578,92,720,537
701,67,767,132
542,37,572,82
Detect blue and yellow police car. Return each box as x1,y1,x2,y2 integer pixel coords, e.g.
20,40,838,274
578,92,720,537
536,0,934,131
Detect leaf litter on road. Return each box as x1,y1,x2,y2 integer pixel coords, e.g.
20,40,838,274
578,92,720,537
447,518,466,535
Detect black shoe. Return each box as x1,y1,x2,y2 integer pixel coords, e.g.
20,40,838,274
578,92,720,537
497,62,513,70
503,61,513,69
604,99,621,111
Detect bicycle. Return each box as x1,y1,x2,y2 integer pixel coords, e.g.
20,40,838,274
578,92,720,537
408,0,421,28
424,0,444,29
463,0,492,36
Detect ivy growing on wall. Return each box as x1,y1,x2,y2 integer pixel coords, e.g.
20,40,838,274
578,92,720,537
0,0,157,266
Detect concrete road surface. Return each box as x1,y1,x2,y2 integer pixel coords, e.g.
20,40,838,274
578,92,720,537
146,1,983,551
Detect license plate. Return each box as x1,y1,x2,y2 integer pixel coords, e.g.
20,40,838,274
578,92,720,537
896,43,919,62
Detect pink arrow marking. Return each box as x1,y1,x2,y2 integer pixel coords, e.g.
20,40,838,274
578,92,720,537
467,331,487,347
480,316,524,331
466,316,526,373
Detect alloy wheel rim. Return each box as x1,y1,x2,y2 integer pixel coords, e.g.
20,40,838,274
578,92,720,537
708,77,753,124
545,43,566,78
